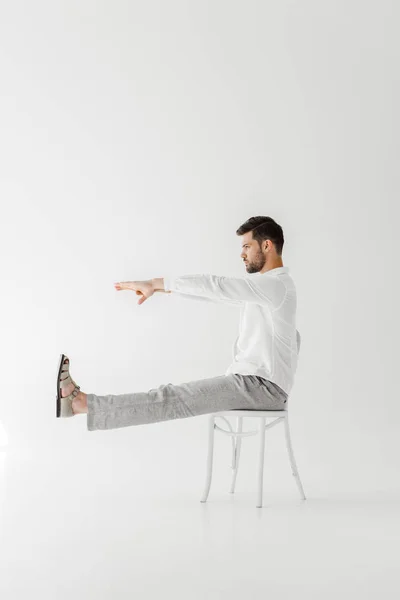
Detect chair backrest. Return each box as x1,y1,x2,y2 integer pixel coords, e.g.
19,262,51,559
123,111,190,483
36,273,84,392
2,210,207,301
296,330,301,355
280,331,301,411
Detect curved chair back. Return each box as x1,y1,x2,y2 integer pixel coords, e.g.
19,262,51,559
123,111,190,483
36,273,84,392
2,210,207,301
296,329,301,355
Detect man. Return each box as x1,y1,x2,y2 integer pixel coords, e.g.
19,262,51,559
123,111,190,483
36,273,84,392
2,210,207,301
56,216,299,431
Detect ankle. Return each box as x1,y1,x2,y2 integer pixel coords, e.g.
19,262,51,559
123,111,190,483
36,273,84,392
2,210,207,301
72,392,88,414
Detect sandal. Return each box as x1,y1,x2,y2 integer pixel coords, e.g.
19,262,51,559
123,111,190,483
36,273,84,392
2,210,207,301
56,354,81,418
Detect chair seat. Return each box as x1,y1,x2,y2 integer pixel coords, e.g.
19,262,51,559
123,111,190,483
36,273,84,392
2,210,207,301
211,409,287,417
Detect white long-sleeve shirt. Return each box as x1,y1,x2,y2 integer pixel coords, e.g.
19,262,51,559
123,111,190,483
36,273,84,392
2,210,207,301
164,266,299,395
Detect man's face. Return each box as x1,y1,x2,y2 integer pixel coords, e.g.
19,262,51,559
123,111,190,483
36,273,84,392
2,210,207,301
240,233,267,274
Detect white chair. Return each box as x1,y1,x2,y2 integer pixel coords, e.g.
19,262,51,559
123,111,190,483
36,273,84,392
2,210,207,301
200,331,306,508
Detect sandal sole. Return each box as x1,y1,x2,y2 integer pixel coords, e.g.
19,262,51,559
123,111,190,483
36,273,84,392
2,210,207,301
56,353,67,418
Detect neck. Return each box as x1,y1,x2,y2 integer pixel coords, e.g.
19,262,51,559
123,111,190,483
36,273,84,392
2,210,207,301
260,258,284,274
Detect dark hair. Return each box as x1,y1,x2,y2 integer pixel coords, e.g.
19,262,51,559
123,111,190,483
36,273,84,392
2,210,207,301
236,216,284,256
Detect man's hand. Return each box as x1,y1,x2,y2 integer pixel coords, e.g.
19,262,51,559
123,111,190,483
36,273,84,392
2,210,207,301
114,280,155,305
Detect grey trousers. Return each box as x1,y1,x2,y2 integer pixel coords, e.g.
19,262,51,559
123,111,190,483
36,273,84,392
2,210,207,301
86,373,288,431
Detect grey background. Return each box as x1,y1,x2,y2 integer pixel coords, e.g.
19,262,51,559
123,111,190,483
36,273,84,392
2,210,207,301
1,0,399,485
0,4,399,596
1,0,399,484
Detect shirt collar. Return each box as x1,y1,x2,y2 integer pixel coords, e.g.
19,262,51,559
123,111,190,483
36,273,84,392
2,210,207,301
253,266,289,276
266,266,289,274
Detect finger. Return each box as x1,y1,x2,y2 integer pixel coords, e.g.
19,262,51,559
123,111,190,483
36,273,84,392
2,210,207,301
114,283,131,291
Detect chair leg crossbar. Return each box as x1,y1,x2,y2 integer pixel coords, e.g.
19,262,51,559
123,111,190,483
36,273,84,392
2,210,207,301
200,413,306,507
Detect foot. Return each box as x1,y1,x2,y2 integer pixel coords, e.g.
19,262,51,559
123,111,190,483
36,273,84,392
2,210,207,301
61,358,88,415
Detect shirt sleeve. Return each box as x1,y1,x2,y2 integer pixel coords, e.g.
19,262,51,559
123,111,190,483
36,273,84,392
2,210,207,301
169,291,242,307
164,276,242,306
163,274,286,308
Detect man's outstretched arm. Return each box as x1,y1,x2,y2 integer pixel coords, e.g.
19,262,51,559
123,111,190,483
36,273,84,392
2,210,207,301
115,274,279,307
157,273,286,308
151,277,239,306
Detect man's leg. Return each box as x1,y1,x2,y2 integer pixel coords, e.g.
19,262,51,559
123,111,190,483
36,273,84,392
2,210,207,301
83,374,288,432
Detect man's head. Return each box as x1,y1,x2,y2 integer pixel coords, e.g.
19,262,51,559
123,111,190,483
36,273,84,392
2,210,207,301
236,216,284,274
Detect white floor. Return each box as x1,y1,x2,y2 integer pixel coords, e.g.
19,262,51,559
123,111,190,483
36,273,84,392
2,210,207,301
1,445,399,600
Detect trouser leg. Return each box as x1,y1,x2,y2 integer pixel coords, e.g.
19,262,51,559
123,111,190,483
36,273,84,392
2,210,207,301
86,373,287,431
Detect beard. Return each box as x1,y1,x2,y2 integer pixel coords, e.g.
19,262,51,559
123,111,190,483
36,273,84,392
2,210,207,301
245,253,265,274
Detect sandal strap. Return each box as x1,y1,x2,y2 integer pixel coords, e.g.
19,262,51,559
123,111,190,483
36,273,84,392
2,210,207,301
61,386,80,403
58,356,80,393
60,377,70,388
60,373,78,385
60,362,77,387
59,373,80,389
60,374,73,387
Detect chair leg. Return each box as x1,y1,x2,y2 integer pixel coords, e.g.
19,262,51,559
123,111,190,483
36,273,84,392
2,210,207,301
256,417,267,508
200,415,215,503
229,416,243,494
283,414,306,500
